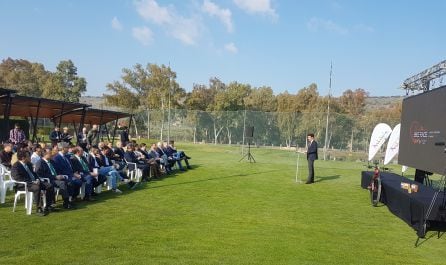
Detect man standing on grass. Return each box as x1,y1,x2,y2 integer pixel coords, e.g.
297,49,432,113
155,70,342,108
305,133,318,184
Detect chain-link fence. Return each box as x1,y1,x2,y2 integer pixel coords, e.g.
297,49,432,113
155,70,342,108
131,109,400,159
23,109,400,162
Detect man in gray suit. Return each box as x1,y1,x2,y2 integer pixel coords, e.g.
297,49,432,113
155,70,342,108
305,133,318,184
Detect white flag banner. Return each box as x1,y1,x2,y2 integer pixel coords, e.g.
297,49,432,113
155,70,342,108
384,124,401,165
368,123,392,161
402,165,409,173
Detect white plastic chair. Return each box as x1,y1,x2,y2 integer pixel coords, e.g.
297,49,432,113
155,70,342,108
12,181,34,215
0,164,14,204
124,159,143,182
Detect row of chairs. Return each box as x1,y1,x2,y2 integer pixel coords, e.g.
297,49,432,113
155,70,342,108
0,159,146,215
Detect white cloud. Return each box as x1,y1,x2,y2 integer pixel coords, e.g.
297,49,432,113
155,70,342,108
111,16,123,31
224,42,238,53
202,0,233,33
307,17,348,35
233,0,277,18
169,17,201,45
132,26,153,46
135,0,173,25
134,0,202,45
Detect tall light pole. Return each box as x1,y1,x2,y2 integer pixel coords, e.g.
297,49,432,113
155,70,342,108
323,62,333,161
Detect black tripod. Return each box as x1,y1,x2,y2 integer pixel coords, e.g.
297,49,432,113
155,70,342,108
239,139,256,163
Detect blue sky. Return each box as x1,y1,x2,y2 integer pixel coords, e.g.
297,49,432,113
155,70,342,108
0,0,445,97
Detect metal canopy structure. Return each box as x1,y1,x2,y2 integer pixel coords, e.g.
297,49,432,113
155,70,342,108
0,88,131,144
401,60,446,93
55,108,130,125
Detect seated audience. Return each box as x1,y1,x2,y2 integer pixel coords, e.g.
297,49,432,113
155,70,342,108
52,142,83,201
11,150,53,216
124,143,150,182
36,148,72,209
30,143,42,167
88,147,123,193
166,140,191,170
71,146,105,201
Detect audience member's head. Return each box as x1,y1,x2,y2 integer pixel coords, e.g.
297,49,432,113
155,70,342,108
57,142,69,154
3,144,12,153
17,150,30,162
98,142,105,150
32,144,42,154
54,127,60,131
43,148,53,160
73,146,84,156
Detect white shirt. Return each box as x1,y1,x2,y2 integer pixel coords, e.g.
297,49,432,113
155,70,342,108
30,153,41,166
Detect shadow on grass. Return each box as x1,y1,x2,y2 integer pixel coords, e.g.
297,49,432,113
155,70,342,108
149,169,283,190
315,175,340,183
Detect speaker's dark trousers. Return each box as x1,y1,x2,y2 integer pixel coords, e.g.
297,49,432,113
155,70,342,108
307,159,315,183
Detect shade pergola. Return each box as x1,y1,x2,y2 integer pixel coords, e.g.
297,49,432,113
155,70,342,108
0,88,131,144
54,108,132,143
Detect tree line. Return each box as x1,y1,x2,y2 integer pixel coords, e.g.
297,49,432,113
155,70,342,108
0,58,402,150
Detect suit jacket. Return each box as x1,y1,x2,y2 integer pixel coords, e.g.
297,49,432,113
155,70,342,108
119,129,129,144
11,161,37,188
49,130,62,144
124,151,142,164
87,130,100,146
113,147,125,160
70,155,92,175
307,140,318,161
35,158,56,182
88,154,104,169
52,153,74,179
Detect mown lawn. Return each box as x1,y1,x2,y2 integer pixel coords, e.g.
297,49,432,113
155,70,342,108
0,143,444,265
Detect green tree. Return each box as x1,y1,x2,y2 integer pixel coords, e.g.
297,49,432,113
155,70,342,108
244,86,277,112
0,57,48,97
42,60,87,102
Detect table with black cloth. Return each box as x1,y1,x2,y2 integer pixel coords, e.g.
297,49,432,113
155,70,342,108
361,171,446,237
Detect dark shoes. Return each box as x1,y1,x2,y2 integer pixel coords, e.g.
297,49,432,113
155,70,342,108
186,156,191,159
305,181,314,184
187,166,192,169
36,208,48,216
127,181,136,189
83,196,96,201
63,202,75,209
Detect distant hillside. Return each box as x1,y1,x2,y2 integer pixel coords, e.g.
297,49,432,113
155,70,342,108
364,96,404,111
79,96,122,111
80,95,405,112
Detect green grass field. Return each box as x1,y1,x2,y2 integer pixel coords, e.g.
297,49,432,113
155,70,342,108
0,144,445,265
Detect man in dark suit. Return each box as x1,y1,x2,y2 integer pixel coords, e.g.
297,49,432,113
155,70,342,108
49,127,62,147
119,124,130,146
52,142,82,200
36,148,72,209
70,147,102,201
305,133,318,184
124,143,150,181
11,150,53,216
